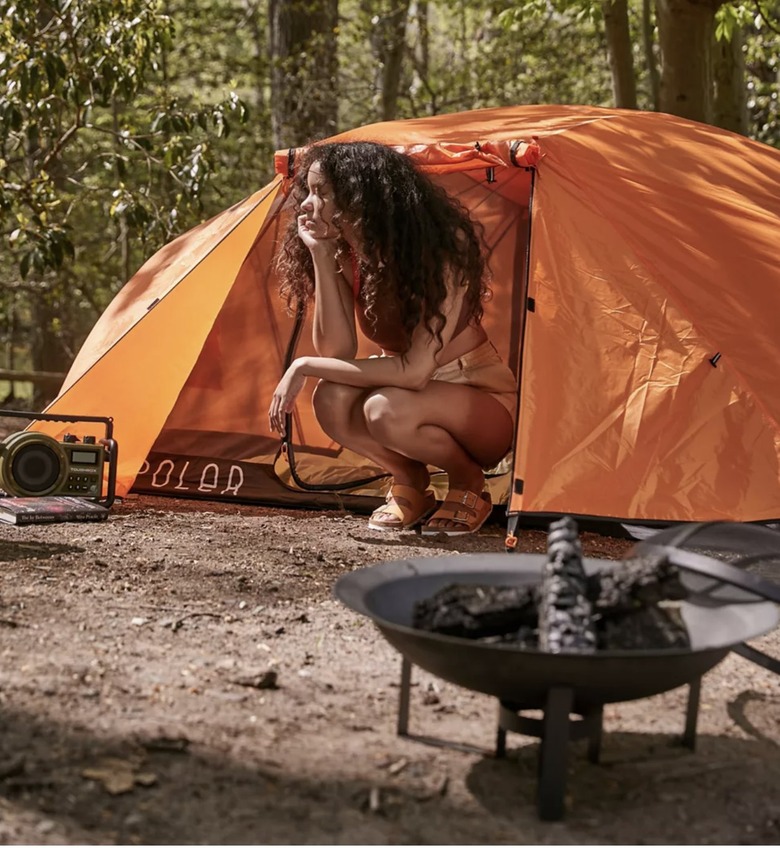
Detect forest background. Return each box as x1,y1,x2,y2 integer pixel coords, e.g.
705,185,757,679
1,0,779,407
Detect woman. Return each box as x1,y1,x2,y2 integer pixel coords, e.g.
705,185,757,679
269,141,517,535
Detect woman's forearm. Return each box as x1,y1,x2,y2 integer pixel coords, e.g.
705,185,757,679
296,353,431,392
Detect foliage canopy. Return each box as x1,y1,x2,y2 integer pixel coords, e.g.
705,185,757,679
0,0,778,401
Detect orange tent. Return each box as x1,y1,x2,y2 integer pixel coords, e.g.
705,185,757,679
38,104,780,528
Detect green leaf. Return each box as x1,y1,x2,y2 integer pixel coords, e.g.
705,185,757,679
49,236,63,267
44,55,58,90
8,106,23,131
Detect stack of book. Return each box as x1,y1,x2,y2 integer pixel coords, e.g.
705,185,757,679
0,496,109,525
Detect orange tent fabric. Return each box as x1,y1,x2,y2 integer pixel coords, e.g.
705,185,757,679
39,105,780,525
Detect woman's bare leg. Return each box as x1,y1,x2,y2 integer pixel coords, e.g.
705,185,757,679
312,379,512,531
311,380,430,493
363,381,513,531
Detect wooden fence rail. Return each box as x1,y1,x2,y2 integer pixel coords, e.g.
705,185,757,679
0,369,66,386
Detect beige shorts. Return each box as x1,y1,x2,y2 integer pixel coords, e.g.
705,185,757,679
431,340,518,421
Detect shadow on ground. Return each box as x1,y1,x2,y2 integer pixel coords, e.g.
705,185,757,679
466,721,780,843
0,540,85,562
1,702,779,845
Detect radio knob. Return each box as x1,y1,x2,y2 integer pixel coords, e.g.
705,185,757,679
62,433,79,443
82,435,96,444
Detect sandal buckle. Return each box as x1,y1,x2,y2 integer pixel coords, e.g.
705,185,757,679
460,491,479,508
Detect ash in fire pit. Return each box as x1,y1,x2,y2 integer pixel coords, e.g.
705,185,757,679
413,517,691,651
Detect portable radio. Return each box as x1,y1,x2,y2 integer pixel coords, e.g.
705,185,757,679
0,431,106,498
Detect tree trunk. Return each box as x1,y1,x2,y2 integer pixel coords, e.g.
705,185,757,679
30,296,67,406
363,2,411,122
656,0,724,123
269,0,339,150
602,0,638,108
641,0,661,109
415,0,429,84
2,291,18,402
409,0,436,115
380,1,411,121
244,0,267,120
712,27,748,133
113,100,132,284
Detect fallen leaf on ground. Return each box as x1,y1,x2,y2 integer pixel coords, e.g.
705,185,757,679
232,670,279,690
81,756,157,795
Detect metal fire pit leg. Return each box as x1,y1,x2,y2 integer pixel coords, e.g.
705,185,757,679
682,676,702,750
586,706,603,764
395,657,493,755
537,686,574,821
397,656,412,736
495,719,507,759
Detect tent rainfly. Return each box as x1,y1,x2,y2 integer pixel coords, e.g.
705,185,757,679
37,104,780,530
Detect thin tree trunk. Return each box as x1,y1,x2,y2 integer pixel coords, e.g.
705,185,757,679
457,0,469,107
27,5,67,403
602,0,638,108
28,119,72,404
656,0,724,122
113,100,131,284
712,27,748,133
30,299,66,405
269,0,339,149
641,0,660,109
244,0,267,119
409,0,436,115
380,1,411,120
416,0,429,83
3,291,17,402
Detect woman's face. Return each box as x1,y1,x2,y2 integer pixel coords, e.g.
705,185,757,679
299,161,339,239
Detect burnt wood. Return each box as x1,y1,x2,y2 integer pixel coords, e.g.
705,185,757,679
412,548,693,652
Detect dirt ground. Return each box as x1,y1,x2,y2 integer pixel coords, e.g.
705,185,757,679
0,492,778,845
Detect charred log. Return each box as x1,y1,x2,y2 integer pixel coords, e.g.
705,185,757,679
412,583,537,640
413,519,692,652
599,602,690,650
588,553,689,612
538,517,597,654
588,552,691,650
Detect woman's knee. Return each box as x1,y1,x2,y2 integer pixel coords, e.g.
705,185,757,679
363,388,417,442
311,380,363,434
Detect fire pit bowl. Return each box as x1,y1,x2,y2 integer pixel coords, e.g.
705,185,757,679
335,552,778,711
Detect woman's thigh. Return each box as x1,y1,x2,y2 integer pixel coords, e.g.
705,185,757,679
366,381,514,468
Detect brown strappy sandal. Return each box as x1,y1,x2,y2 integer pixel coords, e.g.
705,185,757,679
368,484,437,531
421,489,493,536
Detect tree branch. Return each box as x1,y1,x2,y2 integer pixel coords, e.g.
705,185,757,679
753,0,780,35
40,122,81,170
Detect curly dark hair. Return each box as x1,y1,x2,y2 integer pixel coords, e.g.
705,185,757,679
275,141,489,353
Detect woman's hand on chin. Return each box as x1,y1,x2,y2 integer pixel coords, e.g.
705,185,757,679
297,215,338,253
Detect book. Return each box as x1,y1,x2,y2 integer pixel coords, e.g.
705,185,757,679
0,496,109,525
